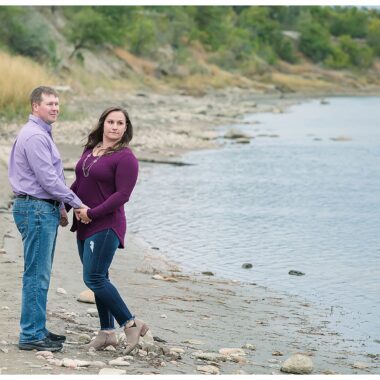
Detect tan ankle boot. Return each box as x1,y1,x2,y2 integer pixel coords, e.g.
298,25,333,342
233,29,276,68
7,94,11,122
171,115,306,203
87,330,118,350
124,319,149,354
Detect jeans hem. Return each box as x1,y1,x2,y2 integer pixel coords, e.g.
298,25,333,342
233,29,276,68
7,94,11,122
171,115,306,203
120,316,135,328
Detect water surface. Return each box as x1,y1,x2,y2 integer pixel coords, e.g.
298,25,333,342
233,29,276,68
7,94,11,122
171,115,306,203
127,97,380,353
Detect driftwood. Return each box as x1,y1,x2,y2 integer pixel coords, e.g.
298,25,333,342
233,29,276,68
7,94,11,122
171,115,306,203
63,158,195,171
138,158,195,166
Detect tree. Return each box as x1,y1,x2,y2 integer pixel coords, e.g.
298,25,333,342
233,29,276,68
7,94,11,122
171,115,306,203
329,7,369,38
65,8,116,59
338,35,373,68
299,21,332,62
367,18,380,56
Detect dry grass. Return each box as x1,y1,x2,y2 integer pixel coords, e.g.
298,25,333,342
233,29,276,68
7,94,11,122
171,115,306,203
114,48,156,76
270,72,337,91
0,51,53,116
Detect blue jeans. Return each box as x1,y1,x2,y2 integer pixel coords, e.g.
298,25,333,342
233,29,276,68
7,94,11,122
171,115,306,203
12,198,60,343
77,229,134,330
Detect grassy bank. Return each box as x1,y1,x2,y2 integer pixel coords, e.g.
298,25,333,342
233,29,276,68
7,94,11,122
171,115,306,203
0,51,53,119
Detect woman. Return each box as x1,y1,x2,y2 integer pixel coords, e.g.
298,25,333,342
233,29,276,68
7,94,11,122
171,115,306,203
68,106,148,353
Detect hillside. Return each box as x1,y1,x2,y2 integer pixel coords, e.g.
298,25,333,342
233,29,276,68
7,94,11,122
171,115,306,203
1,6,380,116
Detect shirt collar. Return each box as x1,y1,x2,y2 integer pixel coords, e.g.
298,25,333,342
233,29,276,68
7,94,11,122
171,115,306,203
29,114,53,135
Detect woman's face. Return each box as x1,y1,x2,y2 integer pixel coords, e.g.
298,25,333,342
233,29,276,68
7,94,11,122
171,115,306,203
103,111,127,143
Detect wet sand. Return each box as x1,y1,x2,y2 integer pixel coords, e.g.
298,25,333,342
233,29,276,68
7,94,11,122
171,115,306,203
0,88,379,374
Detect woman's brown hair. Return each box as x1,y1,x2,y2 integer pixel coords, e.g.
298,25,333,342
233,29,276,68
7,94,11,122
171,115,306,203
84,106,133,154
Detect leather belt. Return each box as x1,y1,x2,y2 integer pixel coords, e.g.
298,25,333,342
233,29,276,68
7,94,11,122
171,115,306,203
16,194,60,207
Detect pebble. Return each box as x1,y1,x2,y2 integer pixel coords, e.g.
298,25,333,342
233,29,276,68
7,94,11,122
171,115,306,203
0,249,6,254
0,348,8,353
352,362,370,369
183,339,204,345
104,345,116,351
109,357,131,366
281,354,314,374
272,351,284,356
288,270,305,276
47,358,63,367
0,341,7,345
242,343,256,351
170,347,185,354
75,359,91,367
1,306,9,310
36,351,54,359
90,361,106,368
160,314,167,318
242,263,253,269
78,334,92,344
197,365,220,374
62,358,77,368
56,287,67,295
152,274,164,280
231,356,248,364
77,289,95,304
99,368,126,375
87,308,99,317
192,352,227,362
219,348,246,357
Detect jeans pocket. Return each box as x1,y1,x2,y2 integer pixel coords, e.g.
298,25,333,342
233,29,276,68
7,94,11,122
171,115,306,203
39,201,59,215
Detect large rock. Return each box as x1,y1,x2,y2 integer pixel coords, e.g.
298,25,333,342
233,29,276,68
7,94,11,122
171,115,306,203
77,289,95,304
281,354,314,374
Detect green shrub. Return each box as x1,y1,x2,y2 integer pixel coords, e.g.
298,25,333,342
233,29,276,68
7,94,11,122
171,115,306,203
299,21,332,62
324,46,350,69
339,35,374,69
367,18,380,56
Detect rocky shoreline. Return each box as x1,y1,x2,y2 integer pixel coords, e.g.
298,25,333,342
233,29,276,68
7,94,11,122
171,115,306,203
0,87,379,374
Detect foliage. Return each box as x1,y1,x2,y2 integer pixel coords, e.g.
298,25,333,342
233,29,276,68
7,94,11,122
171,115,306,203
338,35,374,68
329,7,369,38
0,7,57,64
0,5,379,72
367,18,380,56
299,21,332,62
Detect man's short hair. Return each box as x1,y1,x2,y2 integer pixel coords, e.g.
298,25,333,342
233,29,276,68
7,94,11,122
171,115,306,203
30,86,59,107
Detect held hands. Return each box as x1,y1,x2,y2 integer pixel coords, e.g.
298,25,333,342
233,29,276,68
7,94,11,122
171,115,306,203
74,204,92,224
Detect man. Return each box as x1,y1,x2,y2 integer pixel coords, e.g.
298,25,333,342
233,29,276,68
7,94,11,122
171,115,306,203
8,86,88,352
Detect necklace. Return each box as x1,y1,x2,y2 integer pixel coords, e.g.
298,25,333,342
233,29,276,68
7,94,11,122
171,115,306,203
82,144,103,177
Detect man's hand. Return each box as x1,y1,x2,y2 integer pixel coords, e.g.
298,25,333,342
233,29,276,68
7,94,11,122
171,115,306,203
60,209,69,227
74,204,92,224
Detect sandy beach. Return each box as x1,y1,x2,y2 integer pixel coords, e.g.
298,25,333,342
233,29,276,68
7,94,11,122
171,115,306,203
0,88,379,375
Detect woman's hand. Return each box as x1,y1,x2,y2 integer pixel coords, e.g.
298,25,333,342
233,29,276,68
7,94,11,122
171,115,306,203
74,206,92,224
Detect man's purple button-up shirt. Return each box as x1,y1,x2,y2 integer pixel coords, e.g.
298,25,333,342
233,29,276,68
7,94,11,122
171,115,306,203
8,114,82,209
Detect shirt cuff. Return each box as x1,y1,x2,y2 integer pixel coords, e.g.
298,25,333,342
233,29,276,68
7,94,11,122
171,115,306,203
87,208,95,220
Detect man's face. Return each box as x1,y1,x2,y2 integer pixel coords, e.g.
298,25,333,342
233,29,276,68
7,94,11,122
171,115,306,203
32,93,59,125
